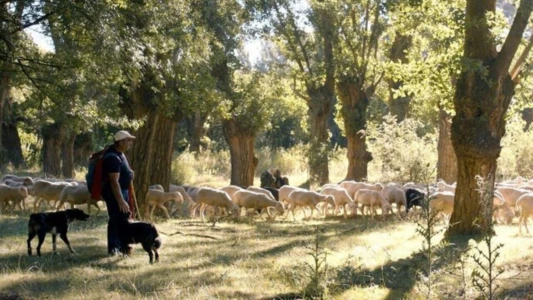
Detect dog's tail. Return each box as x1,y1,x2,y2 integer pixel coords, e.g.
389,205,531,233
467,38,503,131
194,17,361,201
152,224,162,250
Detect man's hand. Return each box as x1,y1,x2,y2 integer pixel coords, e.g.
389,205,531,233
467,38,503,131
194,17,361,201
118,199,130,213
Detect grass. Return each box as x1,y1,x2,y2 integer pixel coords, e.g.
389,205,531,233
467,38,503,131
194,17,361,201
2,204,533,300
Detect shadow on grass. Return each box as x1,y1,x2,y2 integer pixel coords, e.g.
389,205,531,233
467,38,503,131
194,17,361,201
329,235,476,299
497,282,533,299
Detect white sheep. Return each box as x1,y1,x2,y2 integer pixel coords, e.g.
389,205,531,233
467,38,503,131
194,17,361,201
516,194,533,234
495,187,530,208
278,186,301,205
340,181,384,199
32,180,75,212
145,189,183,219
353,189,391,219
193,187,240,222
436,180,456,193
0,184,29,212
220,185,244,200
286,190,335,221
492,191,514,224
233,190,284,219
320,186,356,218
428,192,455,222
55,185,102,215
0,174,33,186
168,184,195,217
381,185,407,216
246,186,276,201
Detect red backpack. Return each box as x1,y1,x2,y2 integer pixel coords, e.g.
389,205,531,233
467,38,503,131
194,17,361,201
86,146,111,200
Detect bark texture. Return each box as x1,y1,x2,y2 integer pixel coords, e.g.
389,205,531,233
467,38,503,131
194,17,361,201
388,33,413,122
223,119,257,187
42,123,65,177
437,105,457,183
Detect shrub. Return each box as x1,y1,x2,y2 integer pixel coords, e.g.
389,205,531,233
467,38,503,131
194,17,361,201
366,115,437,183
498,115,533,179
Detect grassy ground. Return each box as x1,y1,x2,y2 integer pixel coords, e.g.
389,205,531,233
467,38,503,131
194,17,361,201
1,205,533,300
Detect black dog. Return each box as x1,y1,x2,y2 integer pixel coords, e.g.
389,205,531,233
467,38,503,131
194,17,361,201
117,219,161,264
405,188,426,213
27,208,90,256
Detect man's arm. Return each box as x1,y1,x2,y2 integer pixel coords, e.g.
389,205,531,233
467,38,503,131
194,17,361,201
109,172,130,213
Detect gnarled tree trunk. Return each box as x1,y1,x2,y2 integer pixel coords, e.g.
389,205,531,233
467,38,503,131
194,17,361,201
337,81,372,181
437,105,457,183
1,122,24,168
307,89,332,185
446,0,532,237
185,110,207,157
73,133,93,167
42,123,65,177
61,132,76,178
223,119,257,187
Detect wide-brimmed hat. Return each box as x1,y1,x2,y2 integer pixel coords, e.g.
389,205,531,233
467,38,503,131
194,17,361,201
114,130,136,142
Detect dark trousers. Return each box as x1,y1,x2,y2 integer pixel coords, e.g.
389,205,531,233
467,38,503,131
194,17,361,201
102,188,130,253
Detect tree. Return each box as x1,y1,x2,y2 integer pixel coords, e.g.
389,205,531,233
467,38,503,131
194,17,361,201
447,0,533,236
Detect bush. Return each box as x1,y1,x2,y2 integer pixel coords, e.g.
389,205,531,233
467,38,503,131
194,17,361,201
498,115,533,179
366,115,438,183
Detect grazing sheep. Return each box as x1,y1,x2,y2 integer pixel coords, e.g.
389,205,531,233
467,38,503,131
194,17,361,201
353,189,391,219
150,184,164,192
55,185,102,215
321,186,356,218
340,181,384,199
382,185,407,216
405,188,426,213
516,194,533,234
436,180,456,193
286,190,335,221
279,186,301,205
492,191,514,224
246,186,276,201
193,187,240,222
146,189,183,219
220,185,244,201
264,187,279,201
168,185,195,217
1,174,33,186
32,180,75,212
495,187,530,208
233,190,285,219
428,192,455,222
0,184,28,212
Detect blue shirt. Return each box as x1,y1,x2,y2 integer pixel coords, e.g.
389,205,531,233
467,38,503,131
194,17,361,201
102,146,133,191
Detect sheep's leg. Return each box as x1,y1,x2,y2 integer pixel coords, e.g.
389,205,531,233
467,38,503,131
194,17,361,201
343,204,347,219
200,204,207,222
525,215,530,234
290,206,297,222
158,204,171,219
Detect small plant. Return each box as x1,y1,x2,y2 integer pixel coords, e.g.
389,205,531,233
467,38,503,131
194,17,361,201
470,175,504,300
302,226,330,299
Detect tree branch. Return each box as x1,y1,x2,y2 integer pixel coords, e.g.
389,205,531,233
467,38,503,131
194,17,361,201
292,76,309,101
10,12,55,35
510,33,533,83
493,0,533,77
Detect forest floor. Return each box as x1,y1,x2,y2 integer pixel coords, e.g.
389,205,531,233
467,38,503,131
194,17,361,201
1,203,532,300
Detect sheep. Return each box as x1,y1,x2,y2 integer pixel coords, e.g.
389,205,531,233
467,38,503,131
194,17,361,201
492,191,514,224
55,185,102,215
428,192,455,223
495,187,530,208
382,185,407,216
515,194,530,231
516,194,533,234
436,180,456,193
264,187,279,201
320,186,356,218
193,187,240,222
279,186,301,205
353,189,391,219
150,184,164,192
232,190,285,219
220,185,244,200
405,189,425,210
0,184,29,212
340,181,384,199
167,184,195,217
246,186,276,201
145,189,183,219
0,174,33,186
285,190,335,221
32,180,75,212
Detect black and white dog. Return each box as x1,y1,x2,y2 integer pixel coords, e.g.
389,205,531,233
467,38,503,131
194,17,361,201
27,208,90,256
117,218,162,264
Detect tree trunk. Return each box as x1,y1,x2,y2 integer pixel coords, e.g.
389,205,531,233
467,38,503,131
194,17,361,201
61,132,76,178
223,119,257,187
73,133,93,167
42,123,65,177
446,0,532,236
128,112,177,215
437,105,457,183
388,33,413,122
1,123,24,168
307,91,331,185
0,72,9,161
185,110,207,157
337,81,372,181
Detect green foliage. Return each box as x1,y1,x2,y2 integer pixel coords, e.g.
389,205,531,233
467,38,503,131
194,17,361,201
498,115,533,179
170,149,231,184
367,115,437,183
302,226,330,299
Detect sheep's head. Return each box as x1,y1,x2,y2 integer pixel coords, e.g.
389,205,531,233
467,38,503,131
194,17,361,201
18,186,28,198
275,202,285,214
229,204,240,216
171,192,183,203
382,203,392,216
325,195,335,206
